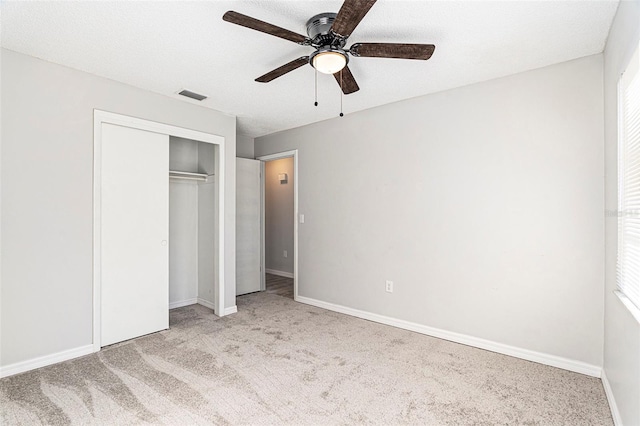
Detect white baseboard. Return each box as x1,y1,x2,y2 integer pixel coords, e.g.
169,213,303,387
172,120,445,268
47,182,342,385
0,300,235,378
296,296,602,378
196,298,236,316
265,268,294,279
601,370,623,425
169,298,198,309
223,305,238,315
197,297,215,310
0,344,94,378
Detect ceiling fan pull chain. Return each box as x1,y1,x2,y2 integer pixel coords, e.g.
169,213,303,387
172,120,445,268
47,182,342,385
314,68,318,106
340,70,344,117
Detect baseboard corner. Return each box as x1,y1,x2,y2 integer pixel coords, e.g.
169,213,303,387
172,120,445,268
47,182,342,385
197,298,215,310
196,298,235,317
223,305,238,316
601,370,623,425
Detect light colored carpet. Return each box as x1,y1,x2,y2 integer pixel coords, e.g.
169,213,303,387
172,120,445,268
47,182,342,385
1,292,612,425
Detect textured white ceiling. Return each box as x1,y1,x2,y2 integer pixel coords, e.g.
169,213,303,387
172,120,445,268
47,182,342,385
1,0,619,138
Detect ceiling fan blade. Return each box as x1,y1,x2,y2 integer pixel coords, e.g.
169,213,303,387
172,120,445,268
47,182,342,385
255,57,309,83
333,66,360,94
350,43,435,60
331,0,377,39
223,11,308,44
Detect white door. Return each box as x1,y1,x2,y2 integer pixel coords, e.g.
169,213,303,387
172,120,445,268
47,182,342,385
236,158,261,295
101,123,169,346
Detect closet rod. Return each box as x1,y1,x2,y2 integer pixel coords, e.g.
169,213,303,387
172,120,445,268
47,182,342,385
169,170,214,182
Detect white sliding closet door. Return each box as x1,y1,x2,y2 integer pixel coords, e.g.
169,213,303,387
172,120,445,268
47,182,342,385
101,123,169,347
236,158,261,295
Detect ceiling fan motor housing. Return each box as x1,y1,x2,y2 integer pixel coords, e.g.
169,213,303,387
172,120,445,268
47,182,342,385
306,12,344,47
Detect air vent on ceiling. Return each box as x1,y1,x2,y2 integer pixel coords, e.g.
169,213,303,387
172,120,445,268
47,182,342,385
178,89,207,101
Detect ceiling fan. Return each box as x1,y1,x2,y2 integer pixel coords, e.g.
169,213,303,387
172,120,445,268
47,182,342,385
222,0,435,96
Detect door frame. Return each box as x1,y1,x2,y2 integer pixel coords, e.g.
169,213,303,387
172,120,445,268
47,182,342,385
256,150,299,300
93,110,226,352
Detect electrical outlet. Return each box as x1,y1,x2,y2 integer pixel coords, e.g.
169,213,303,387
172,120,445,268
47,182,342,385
386,280,394,293
283,250,288,258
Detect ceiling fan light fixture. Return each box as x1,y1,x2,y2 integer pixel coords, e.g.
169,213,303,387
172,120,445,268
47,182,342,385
311,50,347,74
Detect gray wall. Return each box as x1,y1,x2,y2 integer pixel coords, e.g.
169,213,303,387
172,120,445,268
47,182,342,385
0,49,236,367
169,180,198,304
236,135,255,159
603,0,640,424
265,158,294,275
256,54,605,367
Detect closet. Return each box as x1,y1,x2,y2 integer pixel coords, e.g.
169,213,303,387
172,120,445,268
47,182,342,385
98,120,219,348
168,136,217,310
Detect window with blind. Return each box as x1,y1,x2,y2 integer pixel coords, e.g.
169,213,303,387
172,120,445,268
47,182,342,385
617,42,640,312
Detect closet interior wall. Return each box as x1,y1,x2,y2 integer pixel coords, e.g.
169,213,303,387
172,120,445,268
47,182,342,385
169,136,217,310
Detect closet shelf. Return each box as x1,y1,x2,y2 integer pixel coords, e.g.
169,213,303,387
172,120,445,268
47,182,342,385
169,170,212,182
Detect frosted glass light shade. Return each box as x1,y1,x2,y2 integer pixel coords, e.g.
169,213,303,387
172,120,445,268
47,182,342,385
313,51,347,74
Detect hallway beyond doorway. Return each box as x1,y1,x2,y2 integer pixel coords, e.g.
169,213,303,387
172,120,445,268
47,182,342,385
265,273,293,299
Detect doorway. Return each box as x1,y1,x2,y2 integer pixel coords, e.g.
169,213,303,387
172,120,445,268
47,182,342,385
257,150,299,300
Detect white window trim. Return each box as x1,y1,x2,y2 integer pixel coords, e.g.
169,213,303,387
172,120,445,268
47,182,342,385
614,290,640,325
616,41,640,321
